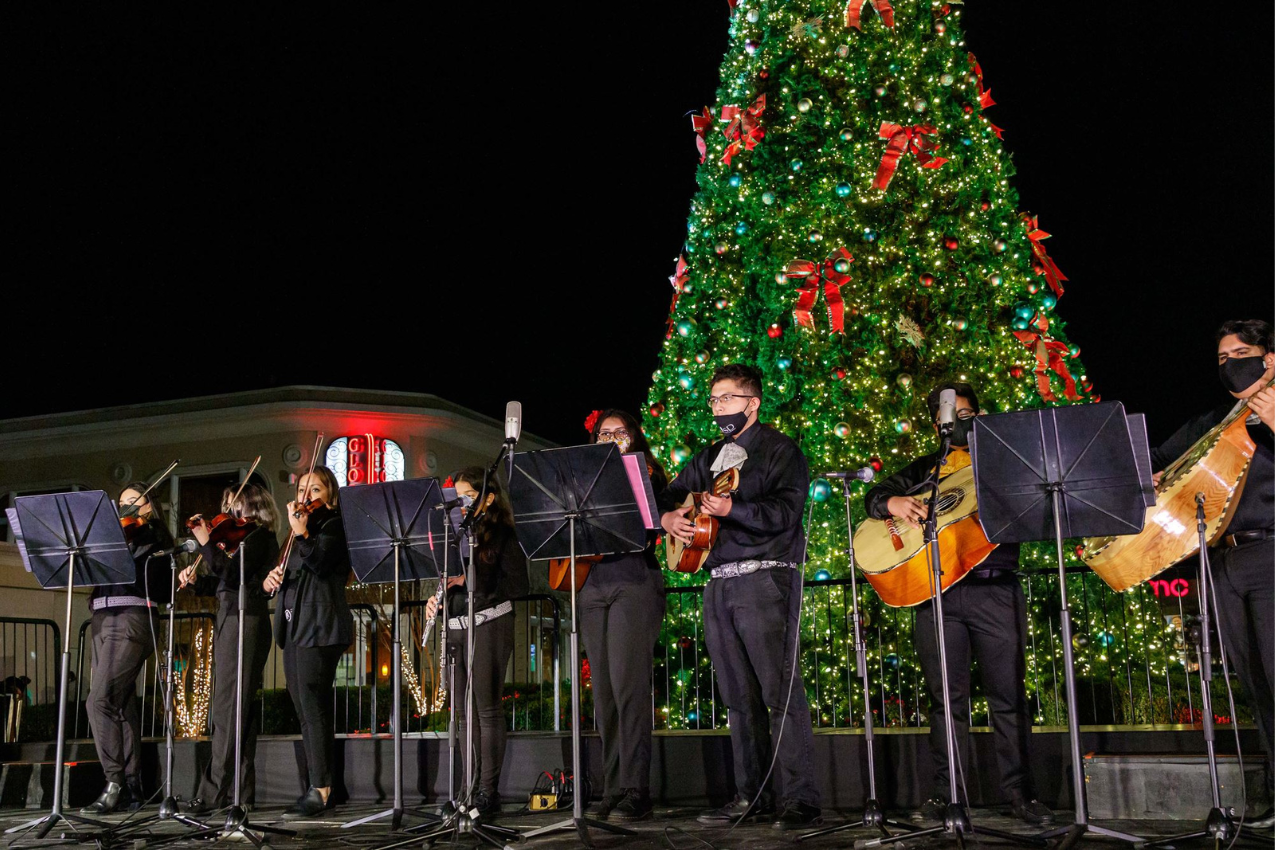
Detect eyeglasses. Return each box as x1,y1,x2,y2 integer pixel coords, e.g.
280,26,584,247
957,410,977,421
707,393,756,409
598,428,630,439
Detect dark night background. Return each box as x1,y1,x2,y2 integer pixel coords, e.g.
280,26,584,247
6,4,1272,448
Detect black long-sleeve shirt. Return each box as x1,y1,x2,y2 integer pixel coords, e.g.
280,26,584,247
659,423,809,570
1150,401,1274,535
864,448,1021,572
191,524,279,616
274,507,354,649
91,518,175,607
446,523,530,617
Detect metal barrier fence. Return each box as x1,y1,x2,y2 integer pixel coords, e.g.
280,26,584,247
0,617,60,742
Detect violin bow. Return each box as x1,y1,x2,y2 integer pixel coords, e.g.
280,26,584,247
119,459,181,518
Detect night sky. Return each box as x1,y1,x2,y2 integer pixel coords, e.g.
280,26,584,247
7,4,1272,449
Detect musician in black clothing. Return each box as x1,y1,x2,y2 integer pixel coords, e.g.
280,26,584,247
179,483,279,813
659,364,822,830
578,409,668,822
262,466,354,819
864,382,1053,825
423,467,528,818
81,483,174,815
1149,319,1275,829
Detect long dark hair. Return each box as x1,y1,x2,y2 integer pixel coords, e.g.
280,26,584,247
222,482,280,533
120,481,166,525
453,466,514,548
587,408,668,493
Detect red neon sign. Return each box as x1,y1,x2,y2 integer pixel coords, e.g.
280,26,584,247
1149,578,1192,598
346,433,387,486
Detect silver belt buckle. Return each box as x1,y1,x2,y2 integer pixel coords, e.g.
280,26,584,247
737,560,761,576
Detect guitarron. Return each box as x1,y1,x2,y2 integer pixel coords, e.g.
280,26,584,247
664,468,740,574
853,465,998,607
1082,383,1269,592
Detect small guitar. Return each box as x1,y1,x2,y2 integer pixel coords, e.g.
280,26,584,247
663,468,741,574
547,555,602,592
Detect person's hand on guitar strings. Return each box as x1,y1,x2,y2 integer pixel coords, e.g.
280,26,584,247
699,492,733,518
661,506,695,544
886,495,928,529
1248,385,1275,430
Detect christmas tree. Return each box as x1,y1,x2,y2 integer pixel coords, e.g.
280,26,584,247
643,1,1199,732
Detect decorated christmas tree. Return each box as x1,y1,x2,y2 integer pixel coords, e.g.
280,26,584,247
643,1,1197,731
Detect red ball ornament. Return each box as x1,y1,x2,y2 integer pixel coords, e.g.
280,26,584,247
759,69,770,79
678,636,693,650
919,273,935,288
649,402,665,418
941,3,951,13
980,201,990,211
943,237,959,250
767,323,782,338
832,367,847,380
869,456,883,472
1009,365,1024,379
962,104,973,114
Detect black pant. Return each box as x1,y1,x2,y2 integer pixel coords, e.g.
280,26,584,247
915,576,1033,802
448,614,515,795
579,562,665,797
198,608,272,807
1210,538,1274,793
704,568,820,808
87,607,157,785
283,641,345,789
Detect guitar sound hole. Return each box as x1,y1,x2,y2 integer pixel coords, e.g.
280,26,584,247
935,488,965,516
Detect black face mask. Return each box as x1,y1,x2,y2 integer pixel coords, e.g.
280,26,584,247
1219,355,1269,394
950,417,974,448
715,410,750,438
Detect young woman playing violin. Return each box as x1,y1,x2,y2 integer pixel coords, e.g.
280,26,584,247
579,410,667,821
81,483,175,815
423,467,528,818
178,483,279,814
261,467,354,819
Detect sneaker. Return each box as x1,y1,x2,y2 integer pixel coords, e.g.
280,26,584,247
1010,796,1055,825
697,795,775,826
912,796,945,823
472,789,501,819
610,788,653,822
772,800,822,830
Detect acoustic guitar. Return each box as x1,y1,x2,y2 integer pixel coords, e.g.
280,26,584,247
663,468,741,574
852,465,998,607
547,555,601,592
1082,378,1272,592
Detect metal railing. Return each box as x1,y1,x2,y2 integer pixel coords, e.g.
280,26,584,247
0,617,60,743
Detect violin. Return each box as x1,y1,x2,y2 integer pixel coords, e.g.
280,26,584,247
117,458,181,544
119,514,149,544
186,512,257,555
267,433,326,597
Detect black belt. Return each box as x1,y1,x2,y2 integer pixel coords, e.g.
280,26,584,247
1217,528,1272,549
969,567,1017,581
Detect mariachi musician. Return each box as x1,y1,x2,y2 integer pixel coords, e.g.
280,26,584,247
1149,319,1274,830
864,381,1053,826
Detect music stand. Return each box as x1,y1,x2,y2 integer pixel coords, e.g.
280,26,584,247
970,401,1149,850
509,443,649,848
339,478,448,835
4,492,135,841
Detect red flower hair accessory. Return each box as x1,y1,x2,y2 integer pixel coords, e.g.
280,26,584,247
583,409,603,434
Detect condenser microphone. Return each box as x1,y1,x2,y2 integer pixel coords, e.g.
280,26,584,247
822,466,876,483
153,538,198,558
504,401,523,444
936,388,957,435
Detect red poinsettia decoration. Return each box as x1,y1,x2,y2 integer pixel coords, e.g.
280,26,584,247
443,476,454,487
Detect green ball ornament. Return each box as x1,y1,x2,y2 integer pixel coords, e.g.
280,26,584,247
838,127,853,142
808,229,823,243
884,652,900,669
1097,630,1116,647
675,319,695,337
835,182,852,197
894,419,912,434
1014,302,1035,320
1027,281,1041,294
834,421,851,438
797,98,812,113
775,271,788,284
809,480,832,503
1041,293,1058,311
715,241,729,255
988,273,1003,286
790,159,803,172
1012,317,1031,331
735,222,748,235
952,317,969,331
672,444,692,464
776,356,793,371
993,239,1008,252
897,373,913,389
813,568,832,581
714,297,728,310
762,191,776,205
940,73,954,86
728,174,742,188
833,257,851,274
1072,633,1090,651
694,350,709,364
677,372,695,389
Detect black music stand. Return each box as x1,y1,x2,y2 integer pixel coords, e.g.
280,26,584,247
3,492,135,842
509,443,649,848
970,402,1149,850
339,478,448,835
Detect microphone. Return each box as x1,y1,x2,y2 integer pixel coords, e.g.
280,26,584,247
154,538,198,558
822,466,876,483
504,401,522,444
936,388,957,435
439,494,474,510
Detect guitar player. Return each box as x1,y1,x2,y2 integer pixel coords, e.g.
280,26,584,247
659,363,822,830
1149,319,1274,830
864,381,1053,825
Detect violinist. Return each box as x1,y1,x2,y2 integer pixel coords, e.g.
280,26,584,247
423,467,528,818
573,409,667,822
178,483,279,814
1149,319,1274,829
261,466,354,819
81,483,175,815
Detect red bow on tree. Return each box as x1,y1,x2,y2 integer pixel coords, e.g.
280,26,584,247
719,94,766,164
1012,313,1081,403
690,107,713,164
845,0,894,29
1022,214,1067,297
665,254,688,339
967,53,995,109
785,248,854,333
873,122,949,190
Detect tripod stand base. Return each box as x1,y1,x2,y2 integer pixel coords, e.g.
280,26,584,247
521,814,636,849
381,803,523,850
4,810,110,841
217,805,297,848
341,804,444,830
797,798,922,842
851,802,1047,850
102,796,224,848
1037,821,1144,850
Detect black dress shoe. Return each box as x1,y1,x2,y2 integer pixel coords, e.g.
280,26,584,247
472,789,501,819
182,798,211,815
124,775,146,812
587,794,621,819
1010,796,1055,825
912,796,945,823
81,782,126,815
611,788,653,822
282,786,331,819
772,801,823,830
697,795,775,826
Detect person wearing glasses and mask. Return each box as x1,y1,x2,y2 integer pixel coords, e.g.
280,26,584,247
81,483,175,814
574,409,669,822
864,382,1052,826
1148,319,1274,830
659,364,822,830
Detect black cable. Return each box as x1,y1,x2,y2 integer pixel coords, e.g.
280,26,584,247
662,824,725,850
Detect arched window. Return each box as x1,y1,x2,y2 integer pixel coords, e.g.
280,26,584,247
325,436,405,487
